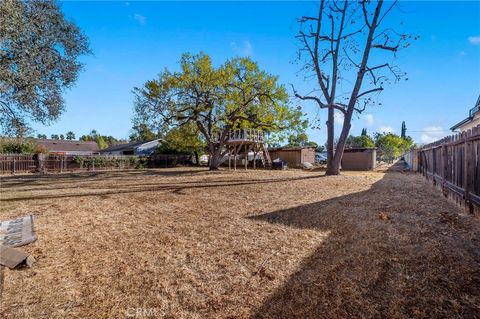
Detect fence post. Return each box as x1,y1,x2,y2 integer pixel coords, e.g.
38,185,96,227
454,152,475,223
442,141,448,197
12,159,16,175
465,129,473,213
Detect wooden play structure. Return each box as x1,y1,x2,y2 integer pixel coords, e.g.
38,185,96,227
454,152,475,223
215,129,271,170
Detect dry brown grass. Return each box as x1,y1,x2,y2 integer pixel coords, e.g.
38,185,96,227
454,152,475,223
0,167,479,318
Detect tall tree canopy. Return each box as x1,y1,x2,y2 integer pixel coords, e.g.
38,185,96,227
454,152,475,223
80,129,122,149
293,0,414,175
345,134,375,148
374,132,414,163
133,53,306,169
0,0,90,136
129,123,158,142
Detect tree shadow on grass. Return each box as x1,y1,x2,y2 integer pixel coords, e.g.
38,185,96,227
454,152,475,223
0,168,212,188
248,170,480,319
1,174,325,202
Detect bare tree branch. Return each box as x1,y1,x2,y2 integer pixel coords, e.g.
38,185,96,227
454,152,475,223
356,87,384,99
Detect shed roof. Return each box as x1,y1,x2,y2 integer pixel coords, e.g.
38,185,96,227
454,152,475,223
268,146,315,152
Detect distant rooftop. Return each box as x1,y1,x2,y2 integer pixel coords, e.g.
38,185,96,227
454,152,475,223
269,146,315,151
101,139,161,152
34,139,99,153
451,95,480,131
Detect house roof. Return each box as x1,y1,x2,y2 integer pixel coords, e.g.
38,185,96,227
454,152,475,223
268,146,315,152
101,139,160,152
451,95,480,131
34,139,99,152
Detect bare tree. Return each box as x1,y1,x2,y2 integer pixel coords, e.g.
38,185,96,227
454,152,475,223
293,0,414,175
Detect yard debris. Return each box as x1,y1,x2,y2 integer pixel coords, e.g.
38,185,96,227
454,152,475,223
253,253,276,280
378,212,390,221
0,214,37,247
0,245,35,269
302,162,314,170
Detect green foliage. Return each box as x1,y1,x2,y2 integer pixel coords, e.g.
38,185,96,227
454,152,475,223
346,135,375,148
80,129,123,148
73,155,148,169
0,0,90,136
284,132,319,150
37,134,47,139
287,132,308,146
130,123,158,142
157,123,205,155
66,131,75,140
0,138,48,154
374,132,414,163
361,128,367,136
96,136,108,150
132,52,307,168
50,134,59,140
0,139,35,154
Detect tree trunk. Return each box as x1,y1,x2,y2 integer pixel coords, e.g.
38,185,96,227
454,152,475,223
325,106,335,174
194,151,200,166
208,147,222,170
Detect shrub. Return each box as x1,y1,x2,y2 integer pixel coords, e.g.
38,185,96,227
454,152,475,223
0,139,36,154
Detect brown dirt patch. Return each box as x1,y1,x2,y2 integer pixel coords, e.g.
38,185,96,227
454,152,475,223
0,167,479,318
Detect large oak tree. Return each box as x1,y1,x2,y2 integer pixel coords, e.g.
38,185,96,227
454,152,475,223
133,53,306,170
0,0,90,136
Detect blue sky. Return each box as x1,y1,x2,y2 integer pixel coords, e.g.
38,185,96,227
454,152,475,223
31,1,480,144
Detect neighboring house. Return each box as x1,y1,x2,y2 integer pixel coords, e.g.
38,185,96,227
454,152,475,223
35,139,99,155
100,139,161,156
268,146,315,167
451,95,480,132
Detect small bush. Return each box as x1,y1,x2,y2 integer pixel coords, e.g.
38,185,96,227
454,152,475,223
0,139,37,154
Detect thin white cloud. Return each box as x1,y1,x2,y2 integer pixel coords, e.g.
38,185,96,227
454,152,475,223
420,126,447,144
468,36,480,45
334,111,344,125
363,114,374,126
134,13,146,25
378,126,395,134
230,41,253,56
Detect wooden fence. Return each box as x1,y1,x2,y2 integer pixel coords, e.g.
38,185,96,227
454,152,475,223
0,154,37,174
0,154,192,175
416,124,480,214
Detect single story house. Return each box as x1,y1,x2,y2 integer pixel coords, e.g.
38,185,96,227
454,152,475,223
451,95,480,132
35,139,99,155
341,148,377,170
268,147,315,167
100,139,161,156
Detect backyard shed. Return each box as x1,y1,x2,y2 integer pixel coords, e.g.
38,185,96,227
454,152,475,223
341,148,376,170
268,147,315,168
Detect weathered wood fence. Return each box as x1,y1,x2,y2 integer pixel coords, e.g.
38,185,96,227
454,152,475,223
0,154,191,175
415,125,480,214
